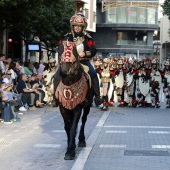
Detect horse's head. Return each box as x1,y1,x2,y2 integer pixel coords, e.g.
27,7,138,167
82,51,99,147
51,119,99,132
59,38,80,75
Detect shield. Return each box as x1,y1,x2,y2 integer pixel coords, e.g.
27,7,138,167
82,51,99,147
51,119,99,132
152,71,162,88
126,73,133,86
115,71,124,88
166,74,170,87
138,77,150,96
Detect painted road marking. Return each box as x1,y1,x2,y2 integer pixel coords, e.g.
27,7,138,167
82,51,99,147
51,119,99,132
34,144,61,148
52,130,65,133
71,110,110,170
152,145,170,149
106,130,127,133
104,126,170,129
100,144,126,148
148,131,170,134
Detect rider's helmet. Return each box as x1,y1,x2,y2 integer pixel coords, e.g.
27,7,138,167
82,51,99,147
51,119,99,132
70,11,87,37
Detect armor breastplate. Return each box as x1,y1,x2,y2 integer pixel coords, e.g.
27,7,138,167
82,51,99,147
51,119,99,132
101,67,110,83
76,37,84,53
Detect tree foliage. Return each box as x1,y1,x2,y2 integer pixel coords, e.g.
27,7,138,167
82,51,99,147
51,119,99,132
0,0,76,50
162,0,170,20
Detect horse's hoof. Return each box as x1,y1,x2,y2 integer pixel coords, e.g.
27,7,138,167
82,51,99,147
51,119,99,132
64,154,75,160
64,150,75,160
78,141,86,147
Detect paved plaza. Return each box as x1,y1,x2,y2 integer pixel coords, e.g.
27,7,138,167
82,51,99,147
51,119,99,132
1,103,170,170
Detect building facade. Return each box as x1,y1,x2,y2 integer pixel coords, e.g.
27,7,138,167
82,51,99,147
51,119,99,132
92,0,159,58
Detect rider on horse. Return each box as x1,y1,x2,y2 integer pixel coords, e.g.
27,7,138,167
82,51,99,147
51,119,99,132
54,11,103,106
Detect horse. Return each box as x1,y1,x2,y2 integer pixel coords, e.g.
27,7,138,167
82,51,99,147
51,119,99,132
54,37,94,160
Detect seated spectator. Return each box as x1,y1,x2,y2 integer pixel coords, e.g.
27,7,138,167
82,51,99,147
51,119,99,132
2,73,27,112
16,74,36,110
0,83,20,123
28,74,44,107
2,70,13,85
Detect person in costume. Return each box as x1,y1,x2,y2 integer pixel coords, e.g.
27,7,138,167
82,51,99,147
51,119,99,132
150,58,162,108
54,11,103,106
162,60,170,108
112,58,126,107
135,58,151,107
42,57,57,104
95,58,112,110
124,59,138,107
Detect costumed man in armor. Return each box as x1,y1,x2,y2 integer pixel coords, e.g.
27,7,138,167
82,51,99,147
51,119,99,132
54,11,103,106
112,58,126,107
150,58,162,108
162,60,170,108
42,57,57,104
136,58,151,107
124,59,138,107
95,58,112,110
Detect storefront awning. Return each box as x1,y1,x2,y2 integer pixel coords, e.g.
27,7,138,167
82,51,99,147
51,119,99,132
101,1,159,12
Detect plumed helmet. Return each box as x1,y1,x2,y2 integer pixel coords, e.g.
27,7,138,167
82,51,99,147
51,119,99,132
103,58,111,64
49,58,56,63
70,11,87,29
164,60,170,66
117,59,124,65
128,59,134,65
151,58,158,64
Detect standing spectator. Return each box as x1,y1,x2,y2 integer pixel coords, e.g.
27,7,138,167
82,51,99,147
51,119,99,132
33,62,40,74
0,53,6,73
38,61,45,74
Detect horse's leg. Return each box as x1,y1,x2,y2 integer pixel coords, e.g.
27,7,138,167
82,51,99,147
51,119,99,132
59,107,73,154
65,107,82,160
78,103,91,147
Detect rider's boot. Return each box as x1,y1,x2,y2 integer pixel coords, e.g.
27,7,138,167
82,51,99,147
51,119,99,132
92,76,104,105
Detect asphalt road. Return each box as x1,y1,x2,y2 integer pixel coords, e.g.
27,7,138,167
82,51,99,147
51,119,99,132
1,103,170,170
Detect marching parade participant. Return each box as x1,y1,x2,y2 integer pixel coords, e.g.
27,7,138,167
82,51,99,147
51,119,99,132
95,57,112,110
124,59,138,107
135,58,151,107
150,58,162,108
42,57,57,105
112,58,126,107
162,60,170,108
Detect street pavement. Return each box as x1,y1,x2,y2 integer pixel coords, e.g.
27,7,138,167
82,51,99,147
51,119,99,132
1,103,170,170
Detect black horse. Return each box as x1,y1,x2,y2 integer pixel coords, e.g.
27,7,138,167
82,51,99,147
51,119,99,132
54,38,94,160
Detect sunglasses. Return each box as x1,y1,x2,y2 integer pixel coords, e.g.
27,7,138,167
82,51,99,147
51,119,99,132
7,74,11,75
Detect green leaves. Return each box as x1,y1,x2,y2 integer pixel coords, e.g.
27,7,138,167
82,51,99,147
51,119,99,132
162,0,170,20
0,0,76,49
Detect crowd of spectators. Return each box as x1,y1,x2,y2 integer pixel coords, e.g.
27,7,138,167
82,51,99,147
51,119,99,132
0,53,47,124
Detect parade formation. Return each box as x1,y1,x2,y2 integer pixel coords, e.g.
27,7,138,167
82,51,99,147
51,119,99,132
93,56,170,110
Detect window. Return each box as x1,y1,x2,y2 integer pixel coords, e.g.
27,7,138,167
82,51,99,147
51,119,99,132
117,31,147,45
127,7,137,23
107,8,117,23
138,8,146,23
117,7,127,23
148,9,156,24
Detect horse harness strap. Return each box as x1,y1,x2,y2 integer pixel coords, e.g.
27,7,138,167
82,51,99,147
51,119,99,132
55,74,88,110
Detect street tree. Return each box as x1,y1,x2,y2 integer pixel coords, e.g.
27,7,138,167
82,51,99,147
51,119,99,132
0,0,75,53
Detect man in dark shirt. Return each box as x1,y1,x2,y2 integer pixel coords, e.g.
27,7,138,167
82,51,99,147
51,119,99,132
16,74,35,108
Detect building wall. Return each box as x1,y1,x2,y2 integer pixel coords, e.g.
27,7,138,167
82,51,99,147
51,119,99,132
160,15,170,61
93,0,159,58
